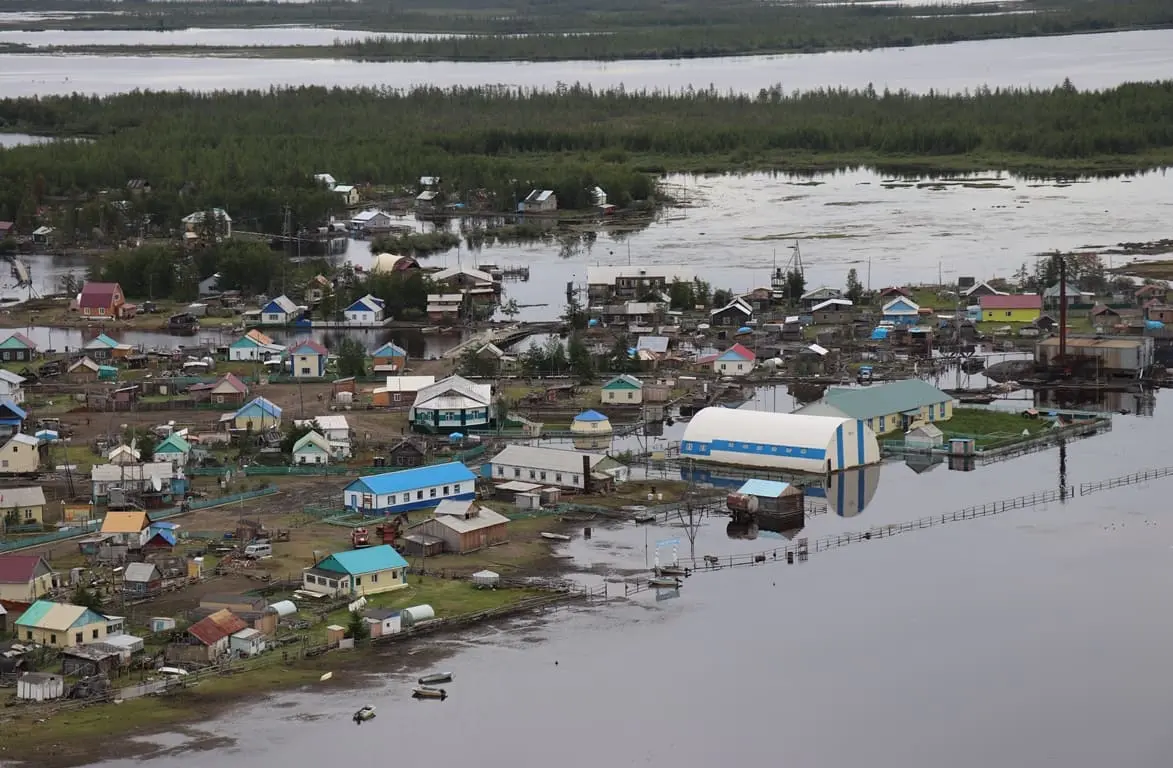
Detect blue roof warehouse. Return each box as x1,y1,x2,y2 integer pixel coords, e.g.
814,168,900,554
343,462,477,514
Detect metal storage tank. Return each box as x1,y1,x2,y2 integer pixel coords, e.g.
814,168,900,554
400,604,435,627
680,407,880,473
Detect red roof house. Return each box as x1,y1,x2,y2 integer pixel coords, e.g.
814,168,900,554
185,608,249,660
78,282,127,319
0,554,55,602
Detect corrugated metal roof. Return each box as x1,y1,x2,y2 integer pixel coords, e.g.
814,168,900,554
980,294,1041,310
373,342,407,358
314,544,409,575
574,410,609,422
737,479,793,498
0,554,50,584
155,433,191,454
413,375,492,409
430,504,509,533
489,445,606,474
602,374,642,390
16,600,106,631
100,510,150,534
188,609,248,646
123,563,159,582
0,487,45,509
236,396,282,419
346,462,476,497
821,380,952,420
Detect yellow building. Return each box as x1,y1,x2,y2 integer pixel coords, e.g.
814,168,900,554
230,396,282,431
14,600,114,648
979,294,1042,323
797,379,955,436
0,486,46,525
302,545,409,598
0,433,40,474
0,554,55,601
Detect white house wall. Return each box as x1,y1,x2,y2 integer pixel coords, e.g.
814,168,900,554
489,461,587,489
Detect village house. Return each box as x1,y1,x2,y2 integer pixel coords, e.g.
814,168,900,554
289,339,328,378
344,294,385,325
0,487,46,527
332,184,360,206
314,173,337,187
309,414,350,457
811,298,855,325
176,609,249,663
586,266,694,302
229,329,284,361
373,375,435,407
1043,281,1089,308
292,430,332,465
598,301,665,328
0,332,36,363
710,297,753,327
121,562,162,596
426,293,465,323
635,336,670,360
472,343,518,374
302,545,410,597
67,356,102,382
230,396,282,431
601,374,643,404
0,433,40,474
800,286,844,311
344,461,477,514
106,443,141,465
182,208,232,241
142,525,177,553
411,499,510,554
1145,304,1173,324
31,225,54,245
371,341,408,373
798,378,955,436
979,294,1042,323
0,554,55,601
62,643,122,678
349,208,394,233
260,295,300,325
78,282,127,319
882,296,922,326
82,333,132,361
230,628,267,658
208,372,249,405
197,594,279,636
519,189,557,213
0,399,26,437
14,600,113,648
410,375,493,433
386,439,426,468
363,608,401,639
432,267,498,302
962,281,1006,303
198,272,221,296
91,464,184,508
0,370,25,405
153,433,191,469
485,445,629,492
98,509,153,548
714,343,756,376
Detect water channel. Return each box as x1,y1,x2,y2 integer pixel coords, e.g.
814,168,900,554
1,28,1171,98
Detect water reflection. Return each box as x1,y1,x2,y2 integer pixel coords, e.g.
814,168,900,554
1033,387,1156,416
682,464,881,518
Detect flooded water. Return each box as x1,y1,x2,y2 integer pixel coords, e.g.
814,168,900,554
0,27,437,48
82,391,1173,768
1,28,1171,97
0,131,50,147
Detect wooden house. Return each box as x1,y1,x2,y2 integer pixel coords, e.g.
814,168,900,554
0,332,36,363
411,499,509,554
371,341,408,373
78,282,127,319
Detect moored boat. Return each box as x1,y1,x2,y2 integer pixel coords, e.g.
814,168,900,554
353,706,376,724
412,686,448,700
540,532,571,541
418,672,453,685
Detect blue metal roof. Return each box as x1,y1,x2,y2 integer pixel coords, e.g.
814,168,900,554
717,348,751,361
0,399,27,420
236,396,281,419
373,341,407,358
345,462,476,496
737,479,793,498
316,544,409,575
574,409,608,422
346,297,382,313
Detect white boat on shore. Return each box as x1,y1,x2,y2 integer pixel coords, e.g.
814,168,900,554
540,532,571,542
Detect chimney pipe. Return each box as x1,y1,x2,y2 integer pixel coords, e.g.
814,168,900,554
582,455,592,494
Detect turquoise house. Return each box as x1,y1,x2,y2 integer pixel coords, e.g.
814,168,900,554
302,545,409,597
154,433,191,468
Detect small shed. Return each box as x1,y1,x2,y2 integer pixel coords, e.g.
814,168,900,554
905,423,945,451
17,672,65,702
61,643,121,677
363,608,401,638
229,628,267,658
401,533,445,557
472,570,500,588
151,616,177,633
400,604,435,627
734,479,804,517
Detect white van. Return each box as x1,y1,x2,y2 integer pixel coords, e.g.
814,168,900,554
243,543,272,559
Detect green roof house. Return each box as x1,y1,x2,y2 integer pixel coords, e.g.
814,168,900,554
601,374,643,405
292,430,331,465
796,379,955,436
153,433,191,468
0,332,37,363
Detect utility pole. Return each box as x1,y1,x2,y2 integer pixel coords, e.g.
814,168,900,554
282,204,292,297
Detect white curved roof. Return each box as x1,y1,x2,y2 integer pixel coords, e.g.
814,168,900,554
371,252,406,272
683,407,851,450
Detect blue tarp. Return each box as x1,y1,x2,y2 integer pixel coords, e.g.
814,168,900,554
737,326,752,334
1146,320,1165,330
871,327,889,340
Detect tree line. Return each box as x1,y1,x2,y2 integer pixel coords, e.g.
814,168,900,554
2,82,1173,231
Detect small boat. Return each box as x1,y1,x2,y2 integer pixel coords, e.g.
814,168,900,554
412,686,448,700
648,577,682,589
655,565,689,577
319,672,333,682
632,513,656,524
353,706,376,724
418,672,453,685
540,532,571,542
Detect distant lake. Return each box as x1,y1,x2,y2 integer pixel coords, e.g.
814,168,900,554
0,132,50,147
0,27,449,48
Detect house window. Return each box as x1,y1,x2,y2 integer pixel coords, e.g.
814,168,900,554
540,472,547,481
880,417,886,431
416,491,423,500
626,391,633,400
454,484,461,493
1005,311,1012,318
555,473,562,482
2,460,8,468
99,307,106,316
26,631,32,640
496,467,504,476
529,470,536,479
301,367,310,375
443,486,449,495
429,488,437,498
50,633,57,644
93,629,99,639
76,632,83,644
355,576,362,585
737,363,744,371
370,573,378,582
572,474,580,484
513,468,520,478
23,508,33,520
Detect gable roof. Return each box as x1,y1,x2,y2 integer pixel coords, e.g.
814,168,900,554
811,298,854,312
290,339,328,355
345,294,386,313
0,487,46,509
292,430,331,454
0,369,25,386
15,600,107,631
155,433,191,454
963,281,1007,297
602,374,642,390
83,333,122,350
717,343,756,362
413,375,492,410
100,510,150,534
428,502,510,533
375,375,436,394
979,294,1042,310
489,445,608,474
212,372,248,395
236,397,282,420
4,433,38,449
0,332,35,351
882,297,921,315
123,562,161,582
737,479,793,498
373,341,407,358
635,336,670,354
434,266,494,284
313,544,408,575
800,286,842,300
68,356,100,373
188,608,249,645
0,399,27,420
263,295,299,315
0,554,52,584
78,282,122,309
345,462,476,497
711,298,752,318
821,379,952,419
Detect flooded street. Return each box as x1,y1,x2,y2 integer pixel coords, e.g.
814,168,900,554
83,392,1173,768
1,28,1172,97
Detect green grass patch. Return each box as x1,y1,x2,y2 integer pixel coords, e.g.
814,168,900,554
941,407,1050,448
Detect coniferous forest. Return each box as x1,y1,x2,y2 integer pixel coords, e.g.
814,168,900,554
1,82,1173,230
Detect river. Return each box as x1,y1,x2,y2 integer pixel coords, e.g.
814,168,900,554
0,27,443,48
1,28,1172,98
72,390,1173,768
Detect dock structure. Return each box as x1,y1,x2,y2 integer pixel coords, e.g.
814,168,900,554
442,321,565,360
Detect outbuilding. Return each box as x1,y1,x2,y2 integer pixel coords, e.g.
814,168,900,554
373,375,435,407
229,628,267,658
411,499,510,553
680,407,880,474
16,672,64,702
905,423,945,451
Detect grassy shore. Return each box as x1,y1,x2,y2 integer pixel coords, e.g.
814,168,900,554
943,407,1050,448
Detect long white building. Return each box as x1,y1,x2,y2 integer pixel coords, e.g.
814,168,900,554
679,408,879,474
